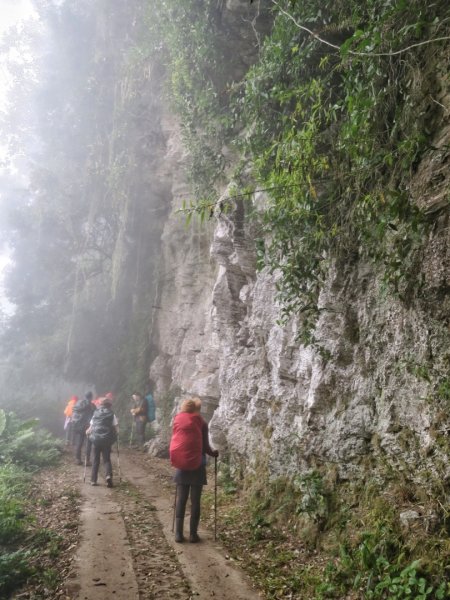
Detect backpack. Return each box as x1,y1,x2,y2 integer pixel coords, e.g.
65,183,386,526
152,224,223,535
71,397,93,433
145,394,156,422
89,407,117,445
169,412,203,470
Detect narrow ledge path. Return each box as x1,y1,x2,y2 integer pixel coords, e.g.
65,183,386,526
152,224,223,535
65,450,263,600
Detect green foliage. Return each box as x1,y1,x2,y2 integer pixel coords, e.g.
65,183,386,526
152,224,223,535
0,463,29,544
0,497,27,544
214,471,449,599
0,550,34,597
0,410,65,596
249,513,272,541
436,378,450,404
143,0,232,202
0,411,61,548
315,482,449,599
165,0,448,342
218,458,238,496
237,0,448,336
371,560,439,599
0,410,62,469
0,493,28,590
293,470,329,524
40,567,59,589
0,461,28,492
319,542,447,599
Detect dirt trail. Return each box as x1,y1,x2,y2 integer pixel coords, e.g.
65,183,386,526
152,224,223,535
69,486,139,599
66,449,263,600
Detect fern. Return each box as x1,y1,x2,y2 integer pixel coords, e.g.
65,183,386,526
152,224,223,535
0,550,34,596
0,410,62,469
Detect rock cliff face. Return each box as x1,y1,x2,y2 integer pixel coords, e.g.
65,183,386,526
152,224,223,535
147,112,219,448
148,3,450,484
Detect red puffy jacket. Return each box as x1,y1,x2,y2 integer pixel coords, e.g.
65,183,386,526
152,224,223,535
169,412,203,470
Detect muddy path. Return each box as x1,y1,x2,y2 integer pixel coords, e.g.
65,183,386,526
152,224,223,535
64,449,263,600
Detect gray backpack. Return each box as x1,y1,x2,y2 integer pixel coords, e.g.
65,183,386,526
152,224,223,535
89,407,116,445
71,397,93,433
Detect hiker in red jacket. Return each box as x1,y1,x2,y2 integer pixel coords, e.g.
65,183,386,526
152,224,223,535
170,398,218,543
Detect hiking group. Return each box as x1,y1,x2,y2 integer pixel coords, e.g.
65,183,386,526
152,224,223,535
63,389,156,487
63,390,218,543
64,391,117,486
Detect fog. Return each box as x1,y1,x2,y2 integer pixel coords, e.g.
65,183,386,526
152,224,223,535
0,0,161,433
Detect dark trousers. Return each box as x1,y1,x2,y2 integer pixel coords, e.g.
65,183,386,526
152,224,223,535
91,443,113,483
176,484,203,533
74,431,92,462
136,419,146,445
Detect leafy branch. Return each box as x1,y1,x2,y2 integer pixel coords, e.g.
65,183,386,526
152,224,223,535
272,0,450,57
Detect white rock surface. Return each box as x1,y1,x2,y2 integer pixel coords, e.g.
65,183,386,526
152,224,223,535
147,4,450,485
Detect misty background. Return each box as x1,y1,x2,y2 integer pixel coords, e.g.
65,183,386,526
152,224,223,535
0,0,162,435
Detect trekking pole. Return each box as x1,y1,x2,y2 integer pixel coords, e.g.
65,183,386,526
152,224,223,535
129,420,134,448
214,456,218,541
116,440,122,483
171,485,177,533
83,450,88,484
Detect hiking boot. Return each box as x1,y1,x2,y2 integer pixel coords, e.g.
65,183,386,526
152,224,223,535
189,515,200,543
90,481,98,486
175,518,184,543
106,477,113,488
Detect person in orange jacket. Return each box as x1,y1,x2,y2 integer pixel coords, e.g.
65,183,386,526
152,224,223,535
63,395,78,445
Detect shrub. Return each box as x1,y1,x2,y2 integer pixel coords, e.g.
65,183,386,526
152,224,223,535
0,550,34,596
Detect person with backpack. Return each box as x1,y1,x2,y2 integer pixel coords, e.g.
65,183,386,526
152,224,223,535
130,392,148,446
71,391,95,465
86,396,118,487
170,398,218,543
